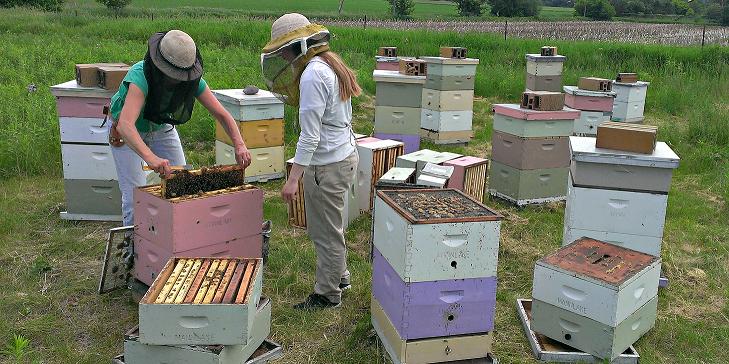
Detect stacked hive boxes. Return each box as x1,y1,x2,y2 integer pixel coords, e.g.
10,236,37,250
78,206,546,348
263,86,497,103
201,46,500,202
488,103,579,206
525,48,566,92
213,89,285,183
133,180,263,286
356,137,405,213
51,80,123,221
373,70,425,154
122,257,271,363
531,238,661,360
612,79,650,123
420,54,479,145
564,84,615,136
371,189,503,364
563,135,680,257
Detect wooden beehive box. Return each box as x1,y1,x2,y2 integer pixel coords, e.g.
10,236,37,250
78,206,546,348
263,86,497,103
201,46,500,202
215,118,284,149
139,257,263,346
578,77,613,92
75,62,128,87
373,69,425,109
212,89,284,122
378,46,397,57
612,81,649,104
356,139,405,212
596,122,657,154
439,46,468,59
487,161,569,206
373,189,503,282
97,65,130,91
526,54,566,77
444,156,488,202
521,91,565,111
398,59,427,76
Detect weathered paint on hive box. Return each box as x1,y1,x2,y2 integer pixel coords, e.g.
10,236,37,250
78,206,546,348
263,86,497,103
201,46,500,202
371,296,493,364
611,101,646,122
59,117,109,144
133,184,264,254
212,89,284,122
372,248,497,340
423,62,478,77
487,161,569,202
64,179,121,216
374,133,420,154
421,109,473,132
422,89,474,111
492,114,575,138
531,297,657,361
215,119,284,148
532,238,661,326
612,81,649,104
372,190,502,282
420,129,473,145
562,227,663,257
573,111,610,136
356,139,405,212
124,297,271,363
493,103,580,121
61,143,117,180
134,234,263,286
526,60,564,76
563,86,616,112
374,106,422,135
526,74,562,92
564,179,668,238
55,96,110,118
138,258,264,346
491,131,570,170
424,75,475,91
215,142,285,181
376,83,424,108
516,299,640,364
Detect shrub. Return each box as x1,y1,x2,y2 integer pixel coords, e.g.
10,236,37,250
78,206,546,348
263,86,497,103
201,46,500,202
386,0,415,19
453,0,484,17
574,0,616,20
96,0,131,13
0,0,64,11
487,0,541,17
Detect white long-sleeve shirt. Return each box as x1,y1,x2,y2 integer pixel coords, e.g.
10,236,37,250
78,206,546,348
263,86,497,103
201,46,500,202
293,57,356,166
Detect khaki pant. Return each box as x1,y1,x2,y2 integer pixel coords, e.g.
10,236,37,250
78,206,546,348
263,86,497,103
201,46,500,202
303,151,359,303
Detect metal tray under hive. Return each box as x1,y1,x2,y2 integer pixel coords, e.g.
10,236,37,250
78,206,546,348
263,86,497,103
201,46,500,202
516,299,639,364
377,189,501,224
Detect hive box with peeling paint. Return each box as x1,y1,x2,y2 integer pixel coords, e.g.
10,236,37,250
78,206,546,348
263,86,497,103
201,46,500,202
488,161,569,204
569,136,679,193
138,258,263,346
526,74,562,92
573,111,611,136
612,81,649,104
374,70,425,108
215,142,285,182
64,179,121,217
51,80,115,118
422,89,474,111
424,75,475,91
124,297,271,363
371,296,493,364
375,106,422,135
133,185,263,254
421,109,473,132
212,89,284,122
532,238,661,327
421,56,479,77
531,297,657,360
372,248,496,340
492,104,578,138
372,191,502,282
563,86,616,112
134,234,263,286
491,131,569,170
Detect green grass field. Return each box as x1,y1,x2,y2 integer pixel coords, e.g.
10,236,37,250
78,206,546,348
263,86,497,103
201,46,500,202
1,8,728,364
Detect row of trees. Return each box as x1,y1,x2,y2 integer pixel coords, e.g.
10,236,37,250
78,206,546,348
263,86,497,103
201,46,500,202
574,0,729,24
388,0,542,18
1,0,130,12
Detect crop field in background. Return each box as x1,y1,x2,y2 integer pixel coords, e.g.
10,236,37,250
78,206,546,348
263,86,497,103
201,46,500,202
1,9,728,364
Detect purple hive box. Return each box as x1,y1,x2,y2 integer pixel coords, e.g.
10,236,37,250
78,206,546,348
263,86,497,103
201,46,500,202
372,247,497,340
374,133,420,154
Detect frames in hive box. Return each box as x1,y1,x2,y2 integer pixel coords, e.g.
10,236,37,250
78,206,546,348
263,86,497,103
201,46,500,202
161,165,245,199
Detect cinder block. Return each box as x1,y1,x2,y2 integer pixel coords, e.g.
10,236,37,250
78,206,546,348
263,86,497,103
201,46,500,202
541,46,558,56
440,46,468,59
97,66,130,91
399,59,427,76
615,73,638,84
596,122,657,154
76,63,127,87
521,91,565,111
378,47,398,57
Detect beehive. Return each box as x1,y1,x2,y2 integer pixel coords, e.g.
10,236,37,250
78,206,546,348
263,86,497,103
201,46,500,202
139,257,263,346
375,106,422,134
215,142,285,183
124,297,271,364
573,110,611,136
371,296,494,364
422,89,474,112
491,131,570,170
563,86,616,112
373,189,502,282
492,104,580,138
373,70,425,108
420,56,479,77
488,161,569,206
424,75,475,91
395,149,461,178
372,248,497,340
525,74,562,92
526,54,566,77
611,101,647,123
375,56,400,71
214,119,284,149
444,156,488,202
356,139,405,212
378,167,416,185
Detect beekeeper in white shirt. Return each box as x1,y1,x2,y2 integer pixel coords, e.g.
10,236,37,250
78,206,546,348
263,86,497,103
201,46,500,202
261,13,361,310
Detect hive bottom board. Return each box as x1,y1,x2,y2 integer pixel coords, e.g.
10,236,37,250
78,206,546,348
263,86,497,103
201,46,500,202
516,299,639,364
531,297,657,361
372,296,493,364
420,128,472,145
112,340,283,364
487,161,569,205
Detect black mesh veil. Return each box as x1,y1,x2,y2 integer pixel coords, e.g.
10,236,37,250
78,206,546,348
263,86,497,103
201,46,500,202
142,49,203,126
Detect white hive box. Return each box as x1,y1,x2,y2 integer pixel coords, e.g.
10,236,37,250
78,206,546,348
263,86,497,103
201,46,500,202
215,142,285,183
61,144,118,180
612,81,649,104
375,106,422,135
420,56,479,77
422,89,475,112
611,101,646,123
532,238,661,327
373,70,425,109
569,136,679,193
421,109,473,132
525,54,567,77
356,139,405,212
573,111,611,136
378,167,416,185
59,117,109,144
373,189,503,282
212,89,284,121
395,149,461,179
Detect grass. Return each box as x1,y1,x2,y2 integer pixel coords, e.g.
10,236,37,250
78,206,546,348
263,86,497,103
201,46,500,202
0,8,728,364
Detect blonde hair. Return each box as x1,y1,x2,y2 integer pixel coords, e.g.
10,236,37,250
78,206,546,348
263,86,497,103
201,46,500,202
317,51,362,101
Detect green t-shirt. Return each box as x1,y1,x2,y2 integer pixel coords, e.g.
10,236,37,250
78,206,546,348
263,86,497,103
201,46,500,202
110,60,207,133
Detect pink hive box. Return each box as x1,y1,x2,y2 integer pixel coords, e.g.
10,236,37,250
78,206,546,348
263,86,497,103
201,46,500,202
444,156,488,189
133,185,263,254
357,136,382,145
55,96,110,118
133,234,262,286
563,85,616,112
493,103,580,120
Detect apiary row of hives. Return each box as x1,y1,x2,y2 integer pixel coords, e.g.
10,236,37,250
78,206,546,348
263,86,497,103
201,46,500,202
371,189,503,364
213,88,286,183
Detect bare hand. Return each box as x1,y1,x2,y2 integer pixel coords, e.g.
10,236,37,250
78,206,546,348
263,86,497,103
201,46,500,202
235,144,252,169
281,178,299,203
147,156,172,178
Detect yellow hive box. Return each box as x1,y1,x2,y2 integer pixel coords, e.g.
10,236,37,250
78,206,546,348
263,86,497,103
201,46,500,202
215,119,285,149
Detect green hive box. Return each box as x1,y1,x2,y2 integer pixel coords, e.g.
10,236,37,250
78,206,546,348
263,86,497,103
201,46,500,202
492,113,574,138
488,160,568,205
424,75,475,91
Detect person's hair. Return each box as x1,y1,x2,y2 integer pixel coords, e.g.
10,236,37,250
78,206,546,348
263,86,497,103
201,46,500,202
317,51,362,101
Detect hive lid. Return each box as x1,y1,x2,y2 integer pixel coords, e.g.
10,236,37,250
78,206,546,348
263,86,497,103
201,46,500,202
570,136,680,169
357,138,404,150
379,167,415,183
612,80,650,87
397,149,442,163
525,54,567,62
212,89,283,106
443,156,488,167
356,136,382,145
493,103,580,121
420,56,480,65
377,189,503,224
563,85,616,98
50,80,116,98
537,238,660,289
373,70,425,84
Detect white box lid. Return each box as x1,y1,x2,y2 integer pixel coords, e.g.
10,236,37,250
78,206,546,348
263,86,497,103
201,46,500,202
420,56,480,65
358,139,404,150
612,80,650,87
421,163,454,179
50,80,116,98
372,70,425,84
563,85,616,98
375,56,399,62
379,167,415,183
570,136,680,169
212,89,283,106
416,174,448,187
525,54,567,62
